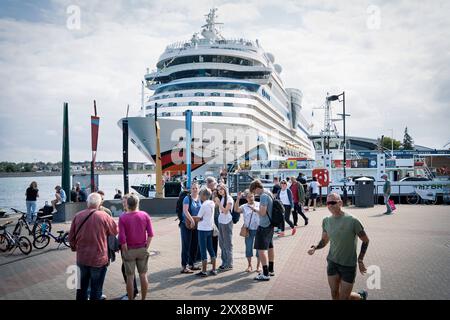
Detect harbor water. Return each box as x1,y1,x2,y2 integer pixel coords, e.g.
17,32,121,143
0,174,153,212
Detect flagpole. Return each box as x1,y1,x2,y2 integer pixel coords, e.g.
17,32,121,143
61,102,71,199
91,100,99,193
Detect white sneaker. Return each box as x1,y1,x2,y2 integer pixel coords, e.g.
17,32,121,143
254,273,270,281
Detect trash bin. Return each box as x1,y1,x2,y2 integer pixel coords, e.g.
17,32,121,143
164,181,182,197
354,177,374,207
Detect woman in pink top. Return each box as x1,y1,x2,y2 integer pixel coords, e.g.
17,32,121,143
119,193,154,300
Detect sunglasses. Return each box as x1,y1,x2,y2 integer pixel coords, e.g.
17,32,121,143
326,201,339,205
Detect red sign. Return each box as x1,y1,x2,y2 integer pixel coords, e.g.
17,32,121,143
332,160,351,168
312,168,329,187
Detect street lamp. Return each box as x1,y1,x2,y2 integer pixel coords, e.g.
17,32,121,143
327,92,350,205
389,129,394,158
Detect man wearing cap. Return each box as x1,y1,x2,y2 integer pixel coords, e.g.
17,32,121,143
381,174,392,214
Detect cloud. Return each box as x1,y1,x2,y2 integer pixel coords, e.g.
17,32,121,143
0,0,449,163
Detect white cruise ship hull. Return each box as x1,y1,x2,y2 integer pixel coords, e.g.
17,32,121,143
119,116,299,177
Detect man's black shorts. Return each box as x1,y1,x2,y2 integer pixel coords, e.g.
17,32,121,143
327,259,357,283
254,226,274,250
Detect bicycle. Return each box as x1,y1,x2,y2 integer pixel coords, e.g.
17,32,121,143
10,208,52,239
0,220,32,255
406,191,437,205
33,228,70,250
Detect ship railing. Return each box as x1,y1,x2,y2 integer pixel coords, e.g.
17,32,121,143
165,38,257,52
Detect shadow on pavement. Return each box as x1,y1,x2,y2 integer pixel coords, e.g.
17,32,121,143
148,265,263,296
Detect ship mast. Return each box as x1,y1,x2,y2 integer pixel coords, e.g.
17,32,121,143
201,8,224,41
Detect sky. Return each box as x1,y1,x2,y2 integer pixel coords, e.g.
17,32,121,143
0,0,449,163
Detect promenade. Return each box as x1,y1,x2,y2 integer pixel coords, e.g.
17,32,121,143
1,204,449,300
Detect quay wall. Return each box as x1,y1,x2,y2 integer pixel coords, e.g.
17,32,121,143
53,198,178,222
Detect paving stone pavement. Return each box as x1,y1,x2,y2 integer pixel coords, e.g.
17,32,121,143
0,205,449,300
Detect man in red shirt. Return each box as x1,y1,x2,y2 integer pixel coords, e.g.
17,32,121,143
69,193,118,300
290,177,309,226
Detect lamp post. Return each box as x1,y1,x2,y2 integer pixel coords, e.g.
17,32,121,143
389,129,394,158
155,103,164,198
327,92,350,205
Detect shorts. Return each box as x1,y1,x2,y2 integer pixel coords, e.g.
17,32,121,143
310,193,318,200
122,247,150,276
327,259,357,283
254,226,274,250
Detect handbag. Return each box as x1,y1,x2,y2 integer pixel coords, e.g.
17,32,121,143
185,219,197,230
184,195,197,230
239,207,254,238
388,199,396,211
213,224,219,237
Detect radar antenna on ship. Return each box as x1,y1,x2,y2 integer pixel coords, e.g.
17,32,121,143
201,8,225,41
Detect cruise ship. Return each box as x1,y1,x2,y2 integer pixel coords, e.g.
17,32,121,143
119,8,315,177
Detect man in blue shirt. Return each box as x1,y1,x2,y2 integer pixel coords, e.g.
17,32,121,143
51,185,66,213
249,179,275,281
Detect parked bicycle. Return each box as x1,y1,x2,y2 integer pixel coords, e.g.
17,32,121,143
10,208,52,239
33,228,70,250
0,220,32,255
406,191,437,205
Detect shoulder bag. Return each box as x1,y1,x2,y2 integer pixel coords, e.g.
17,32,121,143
70,209,96,251
239,206,254,238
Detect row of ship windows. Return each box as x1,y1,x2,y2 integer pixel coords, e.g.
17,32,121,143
153,92,237,100
147,101,244,109
176,137,245,145
150,91,286,120
147,111,223,117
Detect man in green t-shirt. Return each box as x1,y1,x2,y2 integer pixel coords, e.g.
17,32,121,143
308,192,370,300
382,174,392,214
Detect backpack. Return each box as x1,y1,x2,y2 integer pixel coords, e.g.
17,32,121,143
267,193,285,227
175,191,191,223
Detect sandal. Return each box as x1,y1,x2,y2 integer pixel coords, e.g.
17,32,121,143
181,268,194,274
245,266,253,273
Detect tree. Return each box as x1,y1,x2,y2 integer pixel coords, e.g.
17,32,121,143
379,136,401,151
402,126,414,150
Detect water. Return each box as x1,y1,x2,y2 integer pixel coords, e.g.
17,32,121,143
0,174,153,212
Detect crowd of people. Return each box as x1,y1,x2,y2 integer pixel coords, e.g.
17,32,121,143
24,171,374,300
177,175,370,297
24,181,90,222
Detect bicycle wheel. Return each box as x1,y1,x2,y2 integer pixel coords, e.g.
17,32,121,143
18,236,32,255
33,235,50,250
62,233,71,248
406,193,419,204
0,234,10,252
33,219,52,237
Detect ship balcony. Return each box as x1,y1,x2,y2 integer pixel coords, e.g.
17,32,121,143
145,63,272,80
